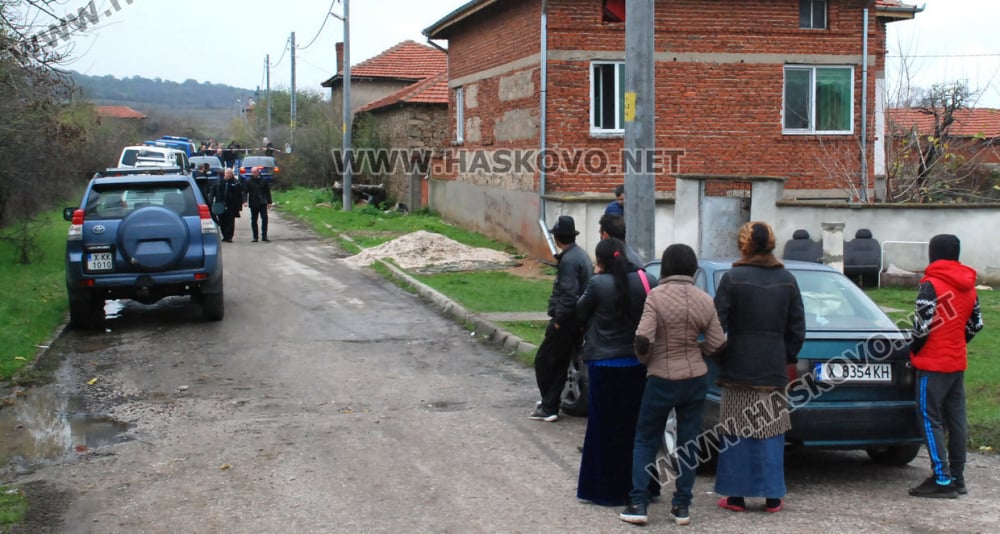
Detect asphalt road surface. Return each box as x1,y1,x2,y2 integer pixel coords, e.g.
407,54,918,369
6,211,999,533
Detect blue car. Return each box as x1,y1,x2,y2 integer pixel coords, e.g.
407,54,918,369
642,258,922,466
63,169,224,329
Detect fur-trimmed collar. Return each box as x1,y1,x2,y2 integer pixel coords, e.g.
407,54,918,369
733,253,784,268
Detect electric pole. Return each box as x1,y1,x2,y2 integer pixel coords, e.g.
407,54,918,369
341,0,353,211
290,31,297,151
266,54,272,140
624,0,656,262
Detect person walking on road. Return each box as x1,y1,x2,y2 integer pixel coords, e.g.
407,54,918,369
530,216,593,422
243,167,273,242
209,168,243,242
620,243,726,526
712,221,805,515
908,234,983,499
575,237,656,506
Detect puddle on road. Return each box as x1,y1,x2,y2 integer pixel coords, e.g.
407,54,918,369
424,400,469,412
0,386,129,462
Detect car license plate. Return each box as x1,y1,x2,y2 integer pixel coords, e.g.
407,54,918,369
815,362,892,383
86,251,114,272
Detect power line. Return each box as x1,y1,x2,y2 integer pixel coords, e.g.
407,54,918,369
298,0,339,51
270,38,290,69
888,52,1000,59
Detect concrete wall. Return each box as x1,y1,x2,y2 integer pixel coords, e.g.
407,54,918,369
431,177,1000,283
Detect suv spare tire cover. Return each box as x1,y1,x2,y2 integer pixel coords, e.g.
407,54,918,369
117,206,190,271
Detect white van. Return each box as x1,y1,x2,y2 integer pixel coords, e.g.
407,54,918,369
117,146,190,172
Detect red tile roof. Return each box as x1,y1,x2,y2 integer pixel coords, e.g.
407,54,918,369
95,105,146,119
888,108,1000,139
323,40,446,86
357,72,449,113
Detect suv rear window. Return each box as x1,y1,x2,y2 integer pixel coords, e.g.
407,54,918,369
85,183,198,219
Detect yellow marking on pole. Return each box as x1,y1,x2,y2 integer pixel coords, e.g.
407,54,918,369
624,92,636,122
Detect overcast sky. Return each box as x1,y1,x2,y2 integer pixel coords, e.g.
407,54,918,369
35,0,999,107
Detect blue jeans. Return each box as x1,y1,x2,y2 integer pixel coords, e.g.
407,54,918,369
630,375,707,507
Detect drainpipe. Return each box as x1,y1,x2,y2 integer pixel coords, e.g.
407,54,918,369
860,7,869,203
537,0,558,256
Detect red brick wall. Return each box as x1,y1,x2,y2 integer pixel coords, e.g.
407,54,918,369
442,0,891,196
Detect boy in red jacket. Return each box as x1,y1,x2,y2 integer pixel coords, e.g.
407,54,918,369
908,234,983,498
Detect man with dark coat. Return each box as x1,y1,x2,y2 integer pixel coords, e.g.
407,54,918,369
530,215,593,422
209,168,243,242
908,234,983,498
243,167,273,242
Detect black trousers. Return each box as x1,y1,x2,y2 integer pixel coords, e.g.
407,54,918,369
534,318,581,414
249,204,268,239
218,211,237,241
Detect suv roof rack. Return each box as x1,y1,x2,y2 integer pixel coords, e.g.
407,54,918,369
95,167,185,178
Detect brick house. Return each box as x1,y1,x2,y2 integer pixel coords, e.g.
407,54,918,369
321,40,448,205
423,0,921,258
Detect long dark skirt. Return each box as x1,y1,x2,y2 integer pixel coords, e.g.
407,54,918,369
577,362,649,506
714,434,786,498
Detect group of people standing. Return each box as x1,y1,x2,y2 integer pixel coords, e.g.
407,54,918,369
529,209,981,526
207,167,273,243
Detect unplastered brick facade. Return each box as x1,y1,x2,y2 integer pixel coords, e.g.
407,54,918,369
430,0,905,199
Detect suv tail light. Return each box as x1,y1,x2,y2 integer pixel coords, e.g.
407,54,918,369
67,209,84,241
198,204,216,234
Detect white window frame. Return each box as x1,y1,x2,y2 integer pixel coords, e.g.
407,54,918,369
782,65,855,135
454,87,464,143
590,61,625,135
799,0,827,29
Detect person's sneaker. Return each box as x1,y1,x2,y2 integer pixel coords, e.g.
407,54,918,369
908,476,958,499
670,505,690,525
765,498,784,513
528,406,558,422
619,503,648,525
954,479,967,495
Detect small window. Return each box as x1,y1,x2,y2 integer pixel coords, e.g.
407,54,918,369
454,87,464,143
591,62,625,133
783,65,853,134
799,0,827,29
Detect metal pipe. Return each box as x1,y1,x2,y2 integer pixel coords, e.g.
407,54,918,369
342,0,353,210
538,0,557,256
860,8,869,203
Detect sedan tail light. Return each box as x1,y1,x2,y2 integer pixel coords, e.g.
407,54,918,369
273,166,280,173
67,209,84,241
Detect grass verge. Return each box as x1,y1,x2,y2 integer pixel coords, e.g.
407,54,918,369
0,212,68,381
0,485,28,528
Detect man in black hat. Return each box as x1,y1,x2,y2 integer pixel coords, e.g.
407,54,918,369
531,215,593,422
908,234,983,499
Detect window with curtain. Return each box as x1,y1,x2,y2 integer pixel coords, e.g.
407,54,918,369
799,0,827,29
591,62,625,133
783,66,853,134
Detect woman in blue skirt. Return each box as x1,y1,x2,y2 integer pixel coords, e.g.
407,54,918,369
575,237,656,506
712,221,805,513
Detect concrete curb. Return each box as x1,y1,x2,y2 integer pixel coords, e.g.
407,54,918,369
374,258,540,356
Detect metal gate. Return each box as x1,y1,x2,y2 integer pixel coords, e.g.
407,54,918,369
699,179,751,258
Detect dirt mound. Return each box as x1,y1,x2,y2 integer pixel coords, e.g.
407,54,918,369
342,230,518,274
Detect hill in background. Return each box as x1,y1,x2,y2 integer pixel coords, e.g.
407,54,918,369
70,71,259,132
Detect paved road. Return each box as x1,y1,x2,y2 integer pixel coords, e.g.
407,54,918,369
8,211,1000,533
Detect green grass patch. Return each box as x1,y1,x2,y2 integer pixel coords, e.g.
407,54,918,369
0,485,28,528
498,320,548,348
0,212,69,380
867,287,1000,450
413,271,551,313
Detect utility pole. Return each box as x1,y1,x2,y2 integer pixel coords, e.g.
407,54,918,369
255,86,261,134
341,0,353,211
624,0,656,262
266,54,272,140
290,31,297,151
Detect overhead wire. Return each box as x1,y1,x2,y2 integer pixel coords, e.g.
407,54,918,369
297,0,340,51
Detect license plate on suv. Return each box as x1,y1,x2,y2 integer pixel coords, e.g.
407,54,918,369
85,250,114,273
815,362,892,383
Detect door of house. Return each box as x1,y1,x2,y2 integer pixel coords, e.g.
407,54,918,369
699,180,751,258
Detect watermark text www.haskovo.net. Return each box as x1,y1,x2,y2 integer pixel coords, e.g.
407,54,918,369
21,0,137,55
329,148,686,176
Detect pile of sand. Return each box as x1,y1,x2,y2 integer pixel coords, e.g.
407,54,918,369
342,230,518,273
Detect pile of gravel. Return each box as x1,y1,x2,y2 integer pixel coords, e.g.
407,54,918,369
342,230,518,273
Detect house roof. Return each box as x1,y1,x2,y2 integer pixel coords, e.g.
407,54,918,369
321,40,447,87
357,72,449,114
424,0,922,37
888,108,1000,139
95,105,146,119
